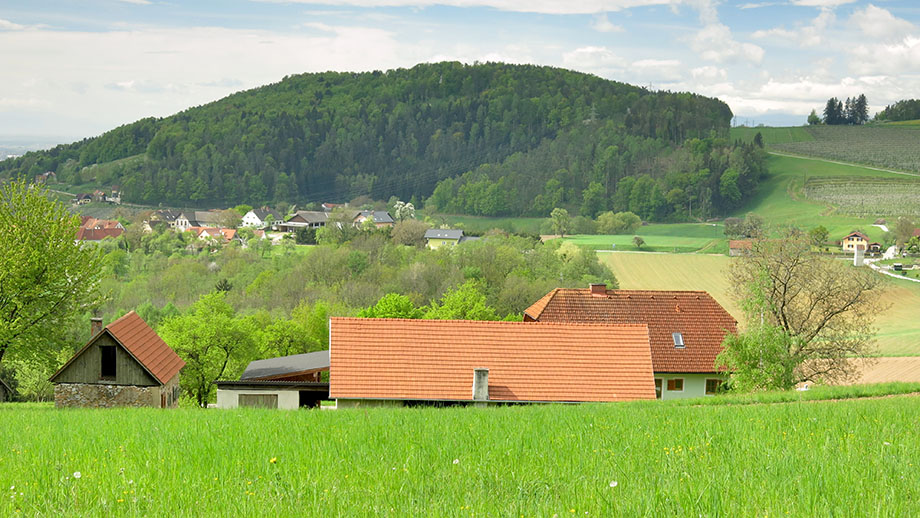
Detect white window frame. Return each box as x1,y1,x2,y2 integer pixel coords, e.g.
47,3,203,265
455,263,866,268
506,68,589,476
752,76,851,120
672,332,685,348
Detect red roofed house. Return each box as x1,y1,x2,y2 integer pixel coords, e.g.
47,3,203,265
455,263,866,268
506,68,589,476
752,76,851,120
841,231,869,253
329,318,655,407
728,240,752,257
50,312,185,408
523,284,737,400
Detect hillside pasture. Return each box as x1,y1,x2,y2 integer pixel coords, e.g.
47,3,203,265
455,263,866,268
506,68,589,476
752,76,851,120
601,251,920,356
437,214,544,234
804,176,920,216
562,223,724,253
2,396,920,516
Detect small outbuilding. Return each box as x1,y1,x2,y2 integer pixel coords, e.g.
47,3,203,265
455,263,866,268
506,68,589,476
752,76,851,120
50,312,185,408
216,350,330,409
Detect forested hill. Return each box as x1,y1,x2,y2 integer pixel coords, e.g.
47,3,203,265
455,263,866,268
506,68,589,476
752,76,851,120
0,61,739,214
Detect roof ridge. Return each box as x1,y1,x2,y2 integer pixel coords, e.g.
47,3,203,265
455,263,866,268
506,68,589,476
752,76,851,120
330,316,648,328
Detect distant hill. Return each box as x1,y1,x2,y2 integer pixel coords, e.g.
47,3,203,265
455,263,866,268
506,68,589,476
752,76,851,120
1,62,755,218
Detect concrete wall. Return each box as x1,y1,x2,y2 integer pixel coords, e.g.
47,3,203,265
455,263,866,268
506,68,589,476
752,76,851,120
655,373,726,400
216,388,300,410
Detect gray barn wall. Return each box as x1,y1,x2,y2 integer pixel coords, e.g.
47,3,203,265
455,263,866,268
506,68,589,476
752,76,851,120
54,334,157,386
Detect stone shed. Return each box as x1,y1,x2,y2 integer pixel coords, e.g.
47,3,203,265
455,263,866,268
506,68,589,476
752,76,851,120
50,312,185,408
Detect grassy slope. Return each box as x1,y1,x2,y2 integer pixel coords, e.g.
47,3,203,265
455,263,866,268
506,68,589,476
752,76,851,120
601,252,920,356
2,398,920,516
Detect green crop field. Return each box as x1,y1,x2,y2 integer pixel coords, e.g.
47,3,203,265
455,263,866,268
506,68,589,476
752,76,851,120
803,176,920,216
773,125,920,173
730,126,813,146
3,396,920,516
437,214,545,234
601,252,920,356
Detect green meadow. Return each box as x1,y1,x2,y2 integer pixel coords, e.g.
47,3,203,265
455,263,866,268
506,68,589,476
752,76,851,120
3,395,920,516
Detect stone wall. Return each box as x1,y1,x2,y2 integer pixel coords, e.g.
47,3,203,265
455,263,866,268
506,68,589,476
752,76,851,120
54,382,160,408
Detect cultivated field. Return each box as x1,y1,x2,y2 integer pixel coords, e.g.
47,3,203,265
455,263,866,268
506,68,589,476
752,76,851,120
565,223,724,253
3,396,920,516
804,176,920,216
730,126,813,146
774,125,920,173
601,252,920,356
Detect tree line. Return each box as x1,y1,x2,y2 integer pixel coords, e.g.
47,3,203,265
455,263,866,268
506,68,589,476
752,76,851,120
808,94,869,125
0,62,732,211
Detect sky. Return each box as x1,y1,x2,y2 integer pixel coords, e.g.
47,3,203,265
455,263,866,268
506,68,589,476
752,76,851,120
2,0,919,147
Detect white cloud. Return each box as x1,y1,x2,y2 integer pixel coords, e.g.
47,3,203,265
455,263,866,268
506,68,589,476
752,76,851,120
692,22,764,63
117,0,153,4
691,65,726,80
254,0,683,15
788,0,856,6
591,13,623,33
631,59,683,81
851,4,915,40
752,8,833,47
851,36,920,75
0,19,26,31
562,46,626,76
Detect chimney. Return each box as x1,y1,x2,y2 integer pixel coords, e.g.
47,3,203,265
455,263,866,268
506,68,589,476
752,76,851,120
90,317,103,337
472,368,489,402
590,283,607,297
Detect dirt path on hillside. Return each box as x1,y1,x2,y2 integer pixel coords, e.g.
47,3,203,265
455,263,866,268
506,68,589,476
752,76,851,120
768,151,920,178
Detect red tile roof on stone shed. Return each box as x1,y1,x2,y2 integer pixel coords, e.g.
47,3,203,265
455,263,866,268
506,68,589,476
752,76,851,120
106,311,185,384
524,289,736,373
329,318,655,403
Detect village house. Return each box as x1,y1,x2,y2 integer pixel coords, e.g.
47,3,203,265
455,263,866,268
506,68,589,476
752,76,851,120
73,193,93,205
728,240,752,256
841,231,869,253
353,210,395,229
277,210,328,232
241,207,282,229
75,216,125,243
423,229,479,249
216,350,330,409
144,209,183,232
523,284,737,400
329,318,655,407
49,312,185,408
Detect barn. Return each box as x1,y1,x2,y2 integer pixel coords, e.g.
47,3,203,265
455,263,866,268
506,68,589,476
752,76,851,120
216,350,330,409
49,312,185,408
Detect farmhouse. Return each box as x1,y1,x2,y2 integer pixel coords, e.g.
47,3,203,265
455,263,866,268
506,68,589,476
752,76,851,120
523,284,737,400
216,350,330,409
50,312,185,408
841,231,869,253
0,377,12,402
353,210,395,229
242,207,282,228
277,211,328,232
424,229,479,249
329,318,655,406
728,240,752,256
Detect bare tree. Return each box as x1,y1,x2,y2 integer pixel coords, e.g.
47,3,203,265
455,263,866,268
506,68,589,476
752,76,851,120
725,227,885,387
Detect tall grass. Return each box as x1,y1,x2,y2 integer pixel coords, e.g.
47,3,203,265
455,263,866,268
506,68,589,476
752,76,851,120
2,395,919,516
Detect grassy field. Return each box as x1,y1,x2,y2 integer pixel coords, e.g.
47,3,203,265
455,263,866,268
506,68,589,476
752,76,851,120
436,214,545,234
730,126,813,146
601,252,920,356
564,223,724,253
2,396,920,516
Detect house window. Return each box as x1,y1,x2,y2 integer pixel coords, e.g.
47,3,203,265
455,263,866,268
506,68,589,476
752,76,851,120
705,379,723,395
667,379,684,392
100,346,116,379
654,379,662,399
672,332,685,348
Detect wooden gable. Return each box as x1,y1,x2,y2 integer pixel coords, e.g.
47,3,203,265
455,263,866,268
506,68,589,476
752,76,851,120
50,331,159,387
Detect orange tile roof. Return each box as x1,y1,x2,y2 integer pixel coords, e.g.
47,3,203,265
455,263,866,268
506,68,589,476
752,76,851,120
50,311,184,385
105,311,185,384
76,227,124,241
523,288,737,373
729,240,752,250
329,318,655,403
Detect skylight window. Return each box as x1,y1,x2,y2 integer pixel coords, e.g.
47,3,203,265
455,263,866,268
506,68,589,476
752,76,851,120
672,332,685,348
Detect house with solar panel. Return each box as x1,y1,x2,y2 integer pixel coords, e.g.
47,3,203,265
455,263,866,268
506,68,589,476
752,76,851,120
50,312,185,408
523,284,737,400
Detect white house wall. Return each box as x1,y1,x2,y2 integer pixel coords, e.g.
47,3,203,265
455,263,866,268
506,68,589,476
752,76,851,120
656,373,725,400
216,388,300,409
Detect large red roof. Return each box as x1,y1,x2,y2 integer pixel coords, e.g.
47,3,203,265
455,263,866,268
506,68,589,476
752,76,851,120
105,311,185,384
76,227,124,241
329,318,655,403
523,288,737,373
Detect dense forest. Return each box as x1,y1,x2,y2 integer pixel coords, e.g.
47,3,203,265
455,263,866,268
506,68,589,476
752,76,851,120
875,99,920,122
0,62,747,218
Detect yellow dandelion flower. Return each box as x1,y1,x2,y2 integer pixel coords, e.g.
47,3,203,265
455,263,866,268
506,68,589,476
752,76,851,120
270,457,277,464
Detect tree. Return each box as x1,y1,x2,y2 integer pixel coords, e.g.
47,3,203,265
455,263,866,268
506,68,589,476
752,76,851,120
215,209,242,229
580,181,606,218
390,219,431,247
424,281,500,321
392,200,416,221
233,204,253,216
894,216,915,247
295,227,316,245
158,292,257,406
721,228,885,388
807,109,821,125
550,207,570,238
823,97,844,125
0,181,103,365
632,236,645,249
808,225,829,247
357,293,423,319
